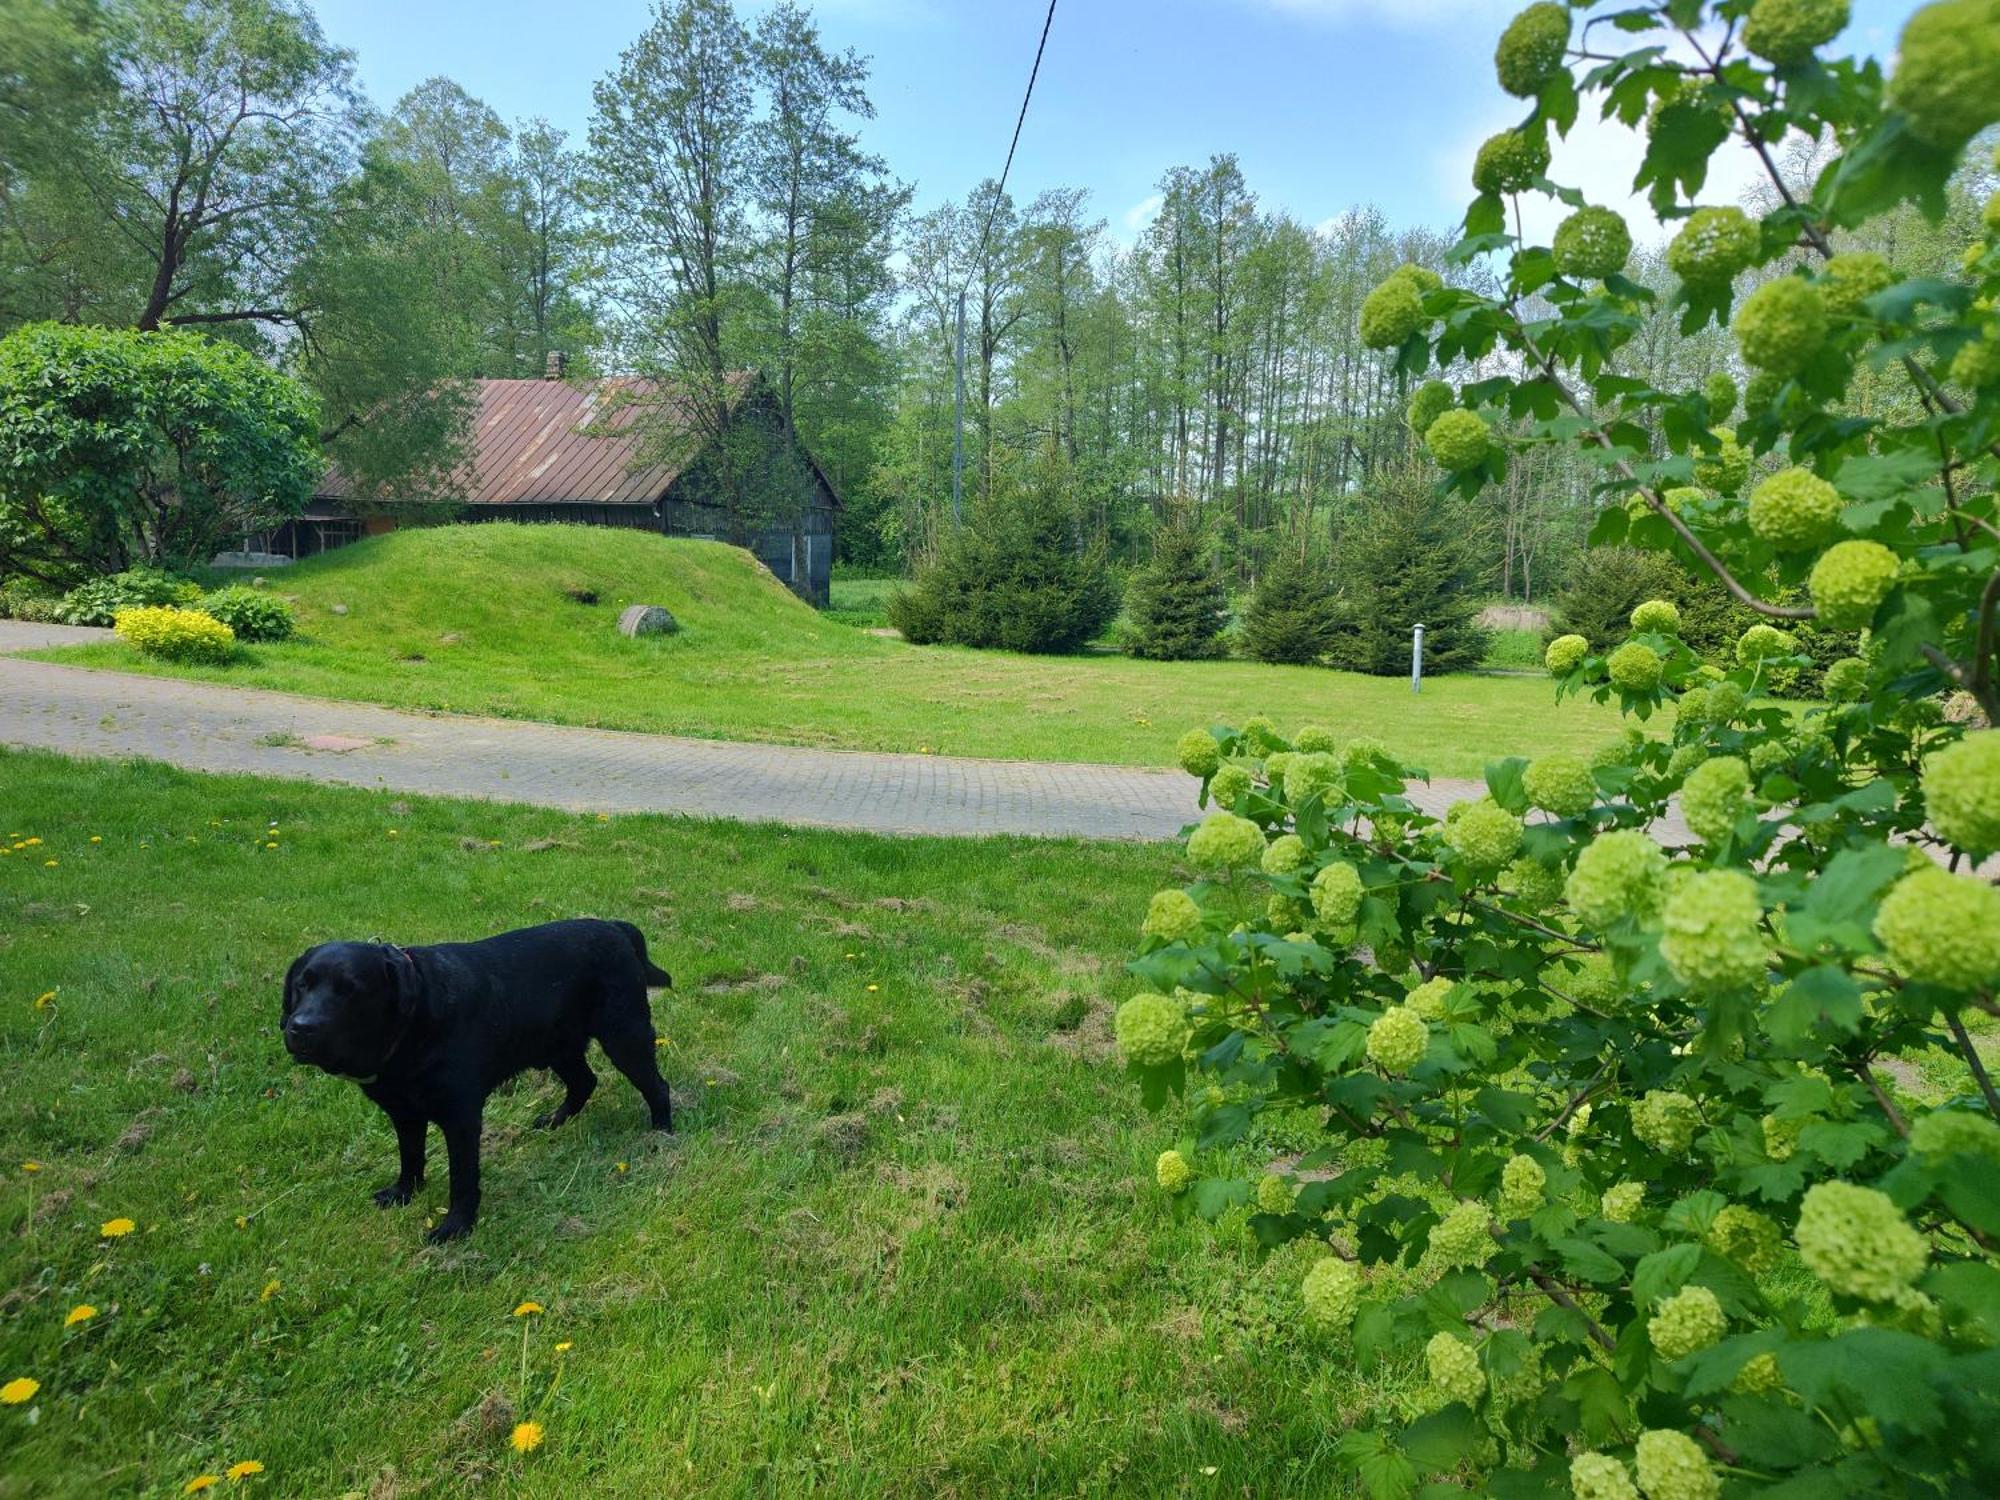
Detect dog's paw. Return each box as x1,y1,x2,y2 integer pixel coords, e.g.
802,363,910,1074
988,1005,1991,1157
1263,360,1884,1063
532,1109,566,1130
373,1182,418,1208
425,1214,474,1244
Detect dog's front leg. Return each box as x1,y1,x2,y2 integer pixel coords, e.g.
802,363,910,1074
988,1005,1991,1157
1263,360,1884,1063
426,1106,483,1243
375,1105,427,1208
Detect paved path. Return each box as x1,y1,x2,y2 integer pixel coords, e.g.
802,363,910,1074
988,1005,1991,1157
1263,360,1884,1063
0,622,1666,841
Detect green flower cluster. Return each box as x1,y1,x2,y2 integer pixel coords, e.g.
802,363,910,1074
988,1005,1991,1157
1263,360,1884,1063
1565,829,1669,927
1210,764,1253,806
1873,866,2000,989
1736,623,1796,664
1425,408,1491,470
1709,1204,1784,1273
1682,755,1750,844
1565,951,1621,1006
1430,1200,1496,1268
1601,1181,1646,1222
1632,1090,1702,1155
1256,1173,1294,1215
1545,633,1589,674
1472,127,1551,195
1630,598,1680,634
1735,277,1828,375
1292,723,1339,754
1744,0,1851,63
1523,751,1596,818
1952,331,2000,389
1809,539,1899,627
1922,731,2000,853
1261,833,1309,876
1443,797,1524,870
1342,736,1388,771
1909,1107,2000,1161
1301,1256,1361,1330
1426,1331,1486,1405
1116,992,1188,1067
1287,751,1341,804
1704,370,1738,417
1502,855,1565,910
1553,205,1633,279
1367,1004,1429,1072
1634,1429,1721,1500
1405,975,1456,1020
1797,1181,1930,1300
1764,1113,1805,1161
1176,728,1221,778
1498,1153,1546,1218
1887,0,2000,149
1820,249,1893,316
1570,1452,1640,1500
1360,271,1426,350
1823,655,1868,700
1668,207,1760,288
1607,641,1663,693
1649,1284,1727,1361
1495,2,1570,95
1188,811,1265,870
1747,467,1841,550
1732,1351,1783,1395
1692,427,1750,492
1660,870,1767,991
1143,889,1204,944
1311,861,1365,926
1667,743,1708,778
1156,1148,1192,1193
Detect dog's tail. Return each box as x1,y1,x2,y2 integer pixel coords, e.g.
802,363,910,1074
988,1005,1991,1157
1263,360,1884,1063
612,920,673,988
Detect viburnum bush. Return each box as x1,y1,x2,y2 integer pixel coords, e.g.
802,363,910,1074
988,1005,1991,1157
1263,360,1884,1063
1124,4,2000,1495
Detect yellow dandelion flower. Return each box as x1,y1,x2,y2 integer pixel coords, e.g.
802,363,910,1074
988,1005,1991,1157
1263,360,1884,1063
259,1280,280,1302
386,829,399,837
844,952,857,960
615,1161,629,1174
554,1341,572,1353
512,1301,544,1317
1,1377,39,1404
225,1459,264,1481
101,1217,136,1238
34,992,56,1010
184,1476,218,1494
24,837,40,846
21,1162,42,1173
865,983,879,993
264,843,277,851
233,1215,248,1229
64,1305,96,1328
43,860,57,867
596,813,609,822
510,1420,544,1453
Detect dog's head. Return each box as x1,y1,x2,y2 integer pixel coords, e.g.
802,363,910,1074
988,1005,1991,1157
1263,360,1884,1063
281,942,425,1079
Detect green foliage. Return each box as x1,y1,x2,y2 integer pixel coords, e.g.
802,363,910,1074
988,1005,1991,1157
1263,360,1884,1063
0,323,320,581
1326,469,1491,676
56,568,202,627
887,490,1118,654
1120,8,2000,1495
1239,548,1339,666
199,586,297,643
1123,516,1230,661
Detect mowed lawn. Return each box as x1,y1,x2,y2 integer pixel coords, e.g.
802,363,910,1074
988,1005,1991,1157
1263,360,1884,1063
0,750,1408,1497
31,524,1630,778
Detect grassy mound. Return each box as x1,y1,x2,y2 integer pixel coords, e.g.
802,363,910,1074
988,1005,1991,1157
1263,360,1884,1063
33,522,1631,775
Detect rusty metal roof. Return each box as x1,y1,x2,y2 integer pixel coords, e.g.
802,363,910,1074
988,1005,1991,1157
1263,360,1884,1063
318,373,755,506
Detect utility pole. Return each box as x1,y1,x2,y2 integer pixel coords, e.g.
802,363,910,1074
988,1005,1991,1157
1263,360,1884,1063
952,288,967,525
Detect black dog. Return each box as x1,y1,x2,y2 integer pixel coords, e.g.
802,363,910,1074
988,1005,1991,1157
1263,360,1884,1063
282,918,674,1243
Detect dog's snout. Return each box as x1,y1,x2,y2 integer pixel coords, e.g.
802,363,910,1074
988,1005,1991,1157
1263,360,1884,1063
284,1014,321,1046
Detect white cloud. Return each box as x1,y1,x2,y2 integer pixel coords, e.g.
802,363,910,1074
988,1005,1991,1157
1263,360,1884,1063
1113,192,1163,245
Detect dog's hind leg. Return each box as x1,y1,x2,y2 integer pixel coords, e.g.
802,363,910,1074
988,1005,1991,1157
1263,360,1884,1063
599,1027,673,1132
533,1049,597,1130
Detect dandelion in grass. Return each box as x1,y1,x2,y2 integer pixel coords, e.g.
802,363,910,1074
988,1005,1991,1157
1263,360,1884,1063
34,991,56,1010
21,1162,41,1173
225,1460,264,1482
865,983,879,993
100,1217,135,1238
89,836,101,844
2,1377,39,1404
64,1304,96,1328
615,1162,629,1174
184,1476,218,1493
511,1420,544,1453
554,1341,572,1353
43,860,57,867
259,1280,280,1302
513,1301,544,1318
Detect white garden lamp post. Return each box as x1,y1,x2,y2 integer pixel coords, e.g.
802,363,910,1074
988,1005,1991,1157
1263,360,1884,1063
1411,622,1425,694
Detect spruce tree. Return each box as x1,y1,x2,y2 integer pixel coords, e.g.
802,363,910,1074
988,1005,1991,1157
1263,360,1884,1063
1124,517,1229,660
1239,546,1340,666
1325,467,1491,675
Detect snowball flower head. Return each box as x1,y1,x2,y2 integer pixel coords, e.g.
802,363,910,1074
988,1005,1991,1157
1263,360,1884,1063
1175,729,1221,779
1498,1153,1546,1218
1734,276,1827,375
1523,752,1595,818
1359,272,1425,350
1600,1181,1645,1223
1709,1204,1784,1273
1156,1148,1193,1194
1502,855,1564,910
1114,992,1188,1067
1823,656,1868,701
1405,975,1456,1020
1649,1284,1727,1361
1570,1452,1640,1500
1951,334,2000,389
1366,1005,1428,1073
1681,756,1750,845
1286,751,1341,805
1668,207,1759,288
1443,798,1524,871
1472,127,1551,194
1659,870,1767,991
1142,889,1204,944
1406,379,1455,435
1634,1429,1721,1500
1291,723,1339,754
1311,861,1364,926
1553,206,1632,279
1607,641,1662,694
1909,1108,2000,1162
1873,865,2000,989
1747,467,1841,550
1630,598,1680,634
1922,731,2000,854
1545,633,1589,675
1736,623,1796,665
1797,1181,1929,1300
1632,1090,1702,1155
1692,428,1750,493
1426,1331,1486,1405
1887,0,2000,148
1495,2,1570,95
1430,1200,1495,1268
1187,812,1265,871
1820,250,1894,316
1704,370,1738,417
1565,829,1669,928
1809,539,1900,629
1209,764,1253,807
1743,0,1851,64
1255,1173,1293,1215
1301,1256,1361,1330
1425,408,1491,471
1261,834,1309,877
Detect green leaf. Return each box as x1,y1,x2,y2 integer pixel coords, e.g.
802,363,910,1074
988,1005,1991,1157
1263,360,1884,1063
1562,1366,1632,1446
1190,1177,1250,1220
1484,756,1530,814
1798,1118,1887,1169
1717,1395,1841,1467
1632,1242,1702,1308
1924,1261,2000,1345
1779,1329,1948,1434
1765,966,1865,1048
1550,1237,1624,1284
1475,1086,1536,1132
1401,1405,1481,1471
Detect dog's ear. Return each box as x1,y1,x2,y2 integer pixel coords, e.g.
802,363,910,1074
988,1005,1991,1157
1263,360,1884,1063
282,948,314,1018
383,946,429,1020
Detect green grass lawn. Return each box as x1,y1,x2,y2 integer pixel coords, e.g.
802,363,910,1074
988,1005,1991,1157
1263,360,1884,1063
823,574,902,629
0,750,1420,1496
31,525,1631,777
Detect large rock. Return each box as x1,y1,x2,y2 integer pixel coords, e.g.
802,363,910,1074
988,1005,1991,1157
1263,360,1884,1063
618,604,679,638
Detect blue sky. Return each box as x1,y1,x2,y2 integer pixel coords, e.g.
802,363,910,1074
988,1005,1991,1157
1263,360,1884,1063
313,0,1923,244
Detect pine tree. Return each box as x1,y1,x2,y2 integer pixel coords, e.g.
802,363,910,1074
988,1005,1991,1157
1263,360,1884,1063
1325,467,1491,675
1240,546,1340,665
1124,516,1229,660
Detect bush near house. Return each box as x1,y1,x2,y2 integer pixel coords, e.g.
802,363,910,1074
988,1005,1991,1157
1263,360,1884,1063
112,605,237,663
200,585,298,642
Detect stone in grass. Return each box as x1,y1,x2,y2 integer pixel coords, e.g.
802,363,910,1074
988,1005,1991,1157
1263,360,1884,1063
618,604,679,638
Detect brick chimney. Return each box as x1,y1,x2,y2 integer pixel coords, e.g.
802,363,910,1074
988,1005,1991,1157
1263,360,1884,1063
544,351,569,381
